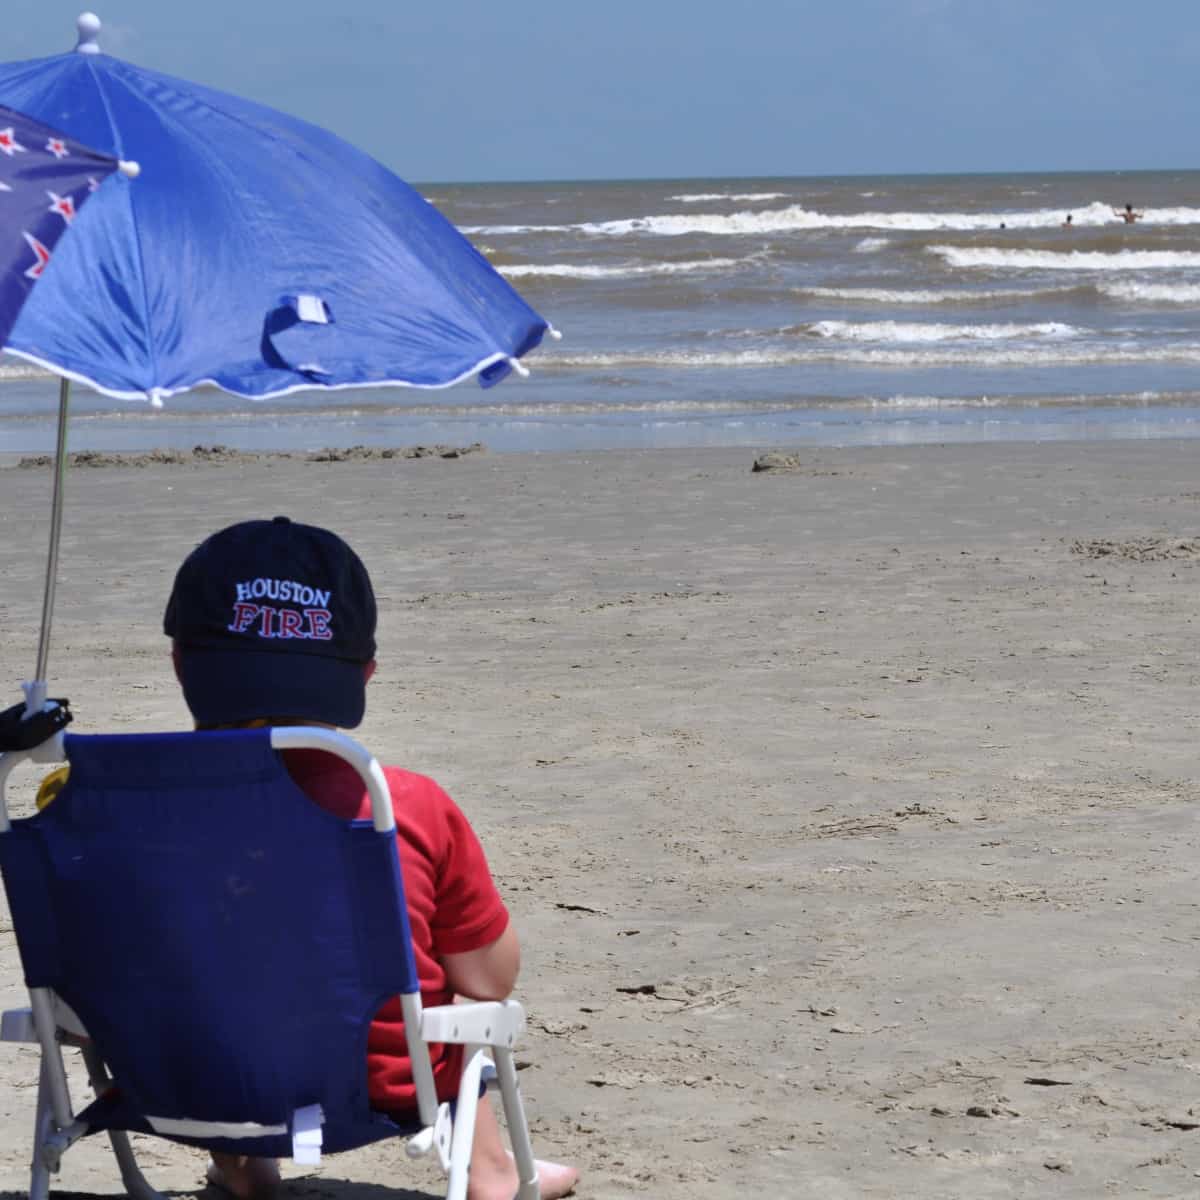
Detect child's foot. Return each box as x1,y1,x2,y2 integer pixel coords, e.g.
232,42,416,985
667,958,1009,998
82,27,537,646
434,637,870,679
533,1157,580,1199
468,1153,579,1200
206,1154,281,1200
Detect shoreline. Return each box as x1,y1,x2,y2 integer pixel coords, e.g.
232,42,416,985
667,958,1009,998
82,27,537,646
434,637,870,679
3,439,1200,1198
4,397,1200,460
4,431,1200,467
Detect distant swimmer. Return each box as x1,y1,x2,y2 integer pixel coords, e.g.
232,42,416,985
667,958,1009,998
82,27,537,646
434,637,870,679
1061,214,1075,228
1113,203,1143,223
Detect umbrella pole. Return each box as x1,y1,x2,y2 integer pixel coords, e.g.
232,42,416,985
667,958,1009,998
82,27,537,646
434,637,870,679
26,378,71,715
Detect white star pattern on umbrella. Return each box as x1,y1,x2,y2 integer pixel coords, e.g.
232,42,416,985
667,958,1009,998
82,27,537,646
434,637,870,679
45,137,67,159
22,231,50,278
0,127,26,156
46,192,75,223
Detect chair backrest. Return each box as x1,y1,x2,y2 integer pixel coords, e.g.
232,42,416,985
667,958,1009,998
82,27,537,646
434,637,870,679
0,729,420,1156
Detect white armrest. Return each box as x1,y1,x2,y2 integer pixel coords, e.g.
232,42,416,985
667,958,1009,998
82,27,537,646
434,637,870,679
1,997,88,1044
419,999,525,1047
1,1008,35,1043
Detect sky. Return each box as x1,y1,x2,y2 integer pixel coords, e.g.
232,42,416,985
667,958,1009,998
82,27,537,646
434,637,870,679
6,1,1197,183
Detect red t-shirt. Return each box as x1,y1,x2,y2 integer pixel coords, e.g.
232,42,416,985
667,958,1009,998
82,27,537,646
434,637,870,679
284,751,510,1114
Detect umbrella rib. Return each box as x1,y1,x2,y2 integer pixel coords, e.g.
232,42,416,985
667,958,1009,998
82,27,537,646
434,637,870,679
85,57,160,394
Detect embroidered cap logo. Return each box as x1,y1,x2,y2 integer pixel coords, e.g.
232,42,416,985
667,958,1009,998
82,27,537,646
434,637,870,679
227,577,334,641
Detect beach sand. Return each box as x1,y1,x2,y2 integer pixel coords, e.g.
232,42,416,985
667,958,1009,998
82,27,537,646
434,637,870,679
2,439,1200,1199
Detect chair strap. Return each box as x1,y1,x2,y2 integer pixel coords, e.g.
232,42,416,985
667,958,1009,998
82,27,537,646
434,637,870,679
146,1116,286,1139
145,1102,325,1164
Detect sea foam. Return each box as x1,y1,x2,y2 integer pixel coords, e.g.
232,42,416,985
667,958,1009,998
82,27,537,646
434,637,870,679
797,285,1076,305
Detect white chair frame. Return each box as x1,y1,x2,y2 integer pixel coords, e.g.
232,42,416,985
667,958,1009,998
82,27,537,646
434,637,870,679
0,725,541,1200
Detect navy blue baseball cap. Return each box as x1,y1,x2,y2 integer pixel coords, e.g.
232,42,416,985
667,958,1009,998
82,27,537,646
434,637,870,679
163,517,377,728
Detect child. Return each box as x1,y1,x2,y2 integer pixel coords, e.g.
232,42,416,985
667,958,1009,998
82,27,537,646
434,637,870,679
163,516,578,1200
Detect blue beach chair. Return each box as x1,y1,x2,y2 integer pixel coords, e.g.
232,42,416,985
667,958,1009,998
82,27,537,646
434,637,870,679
0,725,542,1200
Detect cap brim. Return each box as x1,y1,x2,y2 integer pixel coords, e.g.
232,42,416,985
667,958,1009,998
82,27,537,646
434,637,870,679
176,645,366,729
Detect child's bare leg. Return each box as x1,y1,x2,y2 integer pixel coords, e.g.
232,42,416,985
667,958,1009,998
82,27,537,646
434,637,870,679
467,1094,579,1200
207,1153,280,1200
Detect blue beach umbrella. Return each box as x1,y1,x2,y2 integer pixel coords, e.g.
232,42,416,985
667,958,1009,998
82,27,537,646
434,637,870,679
0,14,550,399
0,13,555,725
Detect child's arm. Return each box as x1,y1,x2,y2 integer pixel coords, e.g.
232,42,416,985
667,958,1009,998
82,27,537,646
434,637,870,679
441,921,521,1001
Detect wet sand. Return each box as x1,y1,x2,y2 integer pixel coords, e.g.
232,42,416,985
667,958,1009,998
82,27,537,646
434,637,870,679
2,440,1200,1199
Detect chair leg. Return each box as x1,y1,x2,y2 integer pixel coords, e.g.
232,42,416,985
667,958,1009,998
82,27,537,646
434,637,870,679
80,1045,166,1200
107,1132,166,1200
446,1046,487,1200
30,1060,53,1200
491,1047,540,1200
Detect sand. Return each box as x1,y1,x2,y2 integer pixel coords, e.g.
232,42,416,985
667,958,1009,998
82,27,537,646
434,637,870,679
2,439,1200,1199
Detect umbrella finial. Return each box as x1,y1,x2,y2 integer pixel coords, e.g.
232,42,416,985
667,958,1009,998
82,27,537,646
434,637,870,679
75,12,102,54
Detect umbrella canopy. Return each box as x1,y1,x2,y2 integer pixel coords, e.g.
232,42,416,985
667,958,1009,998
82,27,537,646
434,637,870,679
0,14,549,400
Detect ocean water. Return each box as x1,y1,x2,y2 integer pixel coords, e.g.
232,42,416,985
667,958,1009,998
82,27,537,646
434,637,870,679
4,169,1200,453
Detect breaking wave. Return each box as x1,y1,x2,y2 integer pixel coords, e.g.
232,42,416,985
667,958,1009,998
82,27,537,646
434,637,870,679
543,344,1200,370
0,361,53,381
465,200,1200,239
930,246,1200,271
801,281,1200,306
460,222,573,236
1097,280,1200,303
668,192,789,203
796,320,1079,343
498,258,743,280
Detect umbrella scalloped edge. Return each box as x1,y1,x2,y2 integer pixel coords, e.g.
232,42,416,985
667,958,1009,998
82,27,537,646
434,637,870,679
1,347,526,403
